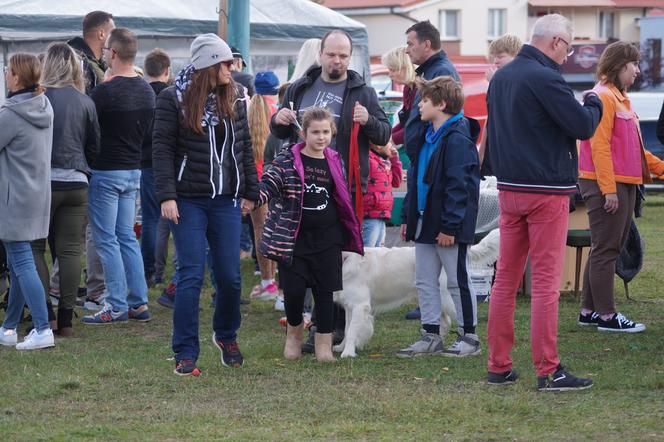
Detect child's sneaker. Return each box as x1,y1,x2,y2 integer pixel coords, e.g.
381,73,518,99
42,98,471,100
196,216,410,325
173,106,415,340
212,333,244,367
0,327,18,346
274,295,285,311
487,369,519,386
81,306,128,325
441,333,481,357
395,332,443,358
129,304,152,322
537,365,593,392
174,359,201,377
16,328,55,350
578,311,599,326
597,312,645,333
157,290,175,309
251,282,278,301
83,296,105,312
49,288,60,307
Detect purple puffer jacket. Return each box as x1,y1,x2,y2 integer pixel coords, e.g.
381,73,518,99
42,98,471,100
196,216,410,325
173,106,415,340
258,142,363,266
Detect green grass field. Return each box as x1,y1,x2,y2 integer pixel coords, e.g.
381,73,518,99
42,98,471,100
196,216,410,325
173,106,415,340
1,197,664,441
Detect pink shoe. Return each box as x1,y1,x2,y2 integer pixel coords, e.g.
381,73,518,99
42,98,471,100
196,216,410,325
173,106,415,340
251,282,278,301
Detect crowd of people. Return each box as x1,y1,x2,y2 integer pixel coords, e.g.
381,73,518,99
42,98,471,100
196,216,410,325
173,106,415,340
0,10,662,390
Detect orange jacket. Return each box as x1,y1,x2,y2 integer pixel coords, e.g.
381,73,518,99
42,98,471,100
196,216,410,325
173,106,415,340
578,83,664,194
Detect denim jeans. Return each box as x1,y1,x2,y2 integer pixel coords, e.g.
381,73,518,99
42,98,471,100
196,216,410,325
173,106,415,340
88,169,148,312
362,218,386,248
140,167,160,276
2,241,49,331
170,196,242,361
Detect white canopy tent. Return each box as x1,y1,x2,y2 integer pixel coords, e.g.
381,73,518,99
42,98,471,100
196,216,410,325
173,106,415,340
0,0,370,98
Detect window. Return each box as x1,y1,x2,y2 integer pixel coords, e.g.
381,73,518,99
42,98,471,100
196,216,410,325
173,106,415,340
488,9,506,39
599,11,615,40
439,10,459,39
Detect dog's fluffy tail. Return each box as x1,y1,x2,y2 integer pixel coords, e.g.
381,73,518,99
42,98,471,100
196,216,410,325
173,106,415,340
469,228,500,268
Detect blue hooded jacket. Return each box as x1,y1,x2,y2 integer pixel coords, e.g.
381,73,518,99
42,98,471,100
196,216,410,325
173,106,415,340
402,117,480,245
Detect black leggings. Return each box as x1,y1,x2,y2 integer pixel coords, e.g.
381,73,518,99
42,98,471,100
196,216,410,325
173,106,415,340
279,264,334,333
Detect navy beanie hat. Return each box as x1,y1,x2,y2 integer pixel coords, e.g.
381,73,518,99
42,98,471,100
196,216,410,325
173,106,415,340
254,71,280,95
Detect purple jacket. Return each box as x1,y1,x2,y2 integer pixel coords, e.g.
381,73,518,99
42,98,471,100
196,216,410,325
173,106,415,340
258,142,363,266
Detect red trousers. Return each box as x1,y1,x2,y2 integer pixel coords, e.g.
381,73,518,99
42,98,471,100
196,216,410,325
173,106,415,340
487,191,569,376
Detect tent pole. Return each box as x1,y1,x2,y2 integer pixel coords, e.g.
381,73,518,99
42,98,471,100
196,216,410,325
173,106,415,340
228,0,251,72
218,0,228,40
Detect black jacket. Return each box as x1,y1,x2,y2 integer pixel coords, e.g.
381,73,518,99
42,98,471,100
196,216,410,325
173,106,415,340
67,37,106,95
269,66,391,192
402,117,480,244
152,85,259,203
231,71,255,97
404,50,460,163
45,86,100,175
487,45,603,195
142,81,169,168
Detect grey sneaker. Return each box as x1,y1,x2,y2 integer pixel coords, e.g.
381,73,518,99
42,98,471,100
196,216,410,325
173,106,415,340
395,333,443,358
442,333,481,357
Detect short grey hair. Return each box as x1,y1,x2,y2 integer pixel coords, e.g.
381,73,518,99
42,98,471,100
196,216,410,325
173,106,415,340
531,13,574,40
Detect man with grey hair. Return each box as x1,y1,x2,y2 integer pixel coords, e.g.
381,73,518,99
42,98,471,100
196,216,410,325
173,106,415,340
485,14,603,391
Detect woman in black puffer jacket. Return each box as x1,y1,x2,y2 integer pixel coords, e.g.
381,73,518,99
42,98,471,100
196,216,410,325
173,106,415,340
153,34,258,376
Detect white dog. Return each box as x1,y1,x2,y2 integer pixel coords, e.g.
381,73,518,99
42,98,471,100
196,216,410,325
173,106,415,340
333,229,500,358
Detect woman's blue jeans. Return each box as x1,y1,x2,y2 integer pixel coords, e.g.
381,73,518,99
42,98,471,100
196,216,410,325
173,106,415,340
1,240,49,331
170,196,242,361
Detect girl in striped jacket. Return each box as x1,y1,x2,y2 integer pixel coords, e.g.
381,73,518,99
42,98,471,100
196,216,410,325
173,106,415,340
257,107,362,362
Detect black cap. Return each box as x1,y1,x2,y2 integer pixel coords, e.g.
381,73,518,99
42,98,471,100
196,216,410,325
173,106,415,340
230,46,246,68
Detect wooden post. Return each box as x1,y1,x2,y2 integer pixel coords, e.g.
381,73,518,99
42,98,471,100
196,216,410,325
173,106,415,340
218,0,228,40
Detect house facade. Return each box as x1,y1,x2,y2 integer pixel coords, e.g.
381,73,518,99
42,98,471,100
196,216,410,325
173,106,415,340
324,0,664,59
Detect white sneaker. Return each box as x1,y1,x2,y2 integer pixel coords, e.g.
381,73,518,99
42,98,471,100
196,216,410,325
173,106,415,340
16,328,55,350
0,327,18,346
441,333,481,357
274,295,285,312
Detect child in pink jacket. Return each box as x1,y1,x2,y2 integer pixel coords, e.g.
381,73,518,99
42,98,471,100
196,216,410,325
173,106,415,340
362,142,403,247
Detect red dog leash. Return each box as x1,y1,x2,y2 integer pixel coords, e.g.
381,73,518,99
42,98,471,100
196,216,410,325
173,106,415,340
348,112,363,224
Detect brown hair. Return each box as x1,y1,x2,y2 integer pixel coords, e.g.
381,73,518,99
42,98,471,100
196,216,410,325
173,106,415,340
277,82,290,103
83,11,113,36
488,34,523,58
9,53,45,96
248,94,270,162
596,41,640,92
182,65,236,134
301,107,337,137
107,28,138,63
321,29,353,53
144,48,171,78
416,76,464,115
406,20,441,51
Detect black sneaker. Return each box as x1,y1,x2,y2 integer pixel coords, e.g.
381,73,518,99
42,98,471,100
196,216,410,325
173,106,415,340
597,312,645,333
537,365,593,392
174,359,201,377
578,311,599,327
301,326,316,353
212,334,244,367
487,369,519,386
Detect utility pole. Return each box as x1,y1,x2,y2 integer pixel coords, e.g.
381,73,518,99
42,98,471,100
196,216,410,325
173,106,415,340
218,0,228,40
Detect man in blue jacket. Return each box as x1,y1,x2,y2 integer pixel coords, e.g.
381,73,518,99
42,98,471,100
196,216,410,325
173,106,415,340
485,14,603,392
404,20,460,163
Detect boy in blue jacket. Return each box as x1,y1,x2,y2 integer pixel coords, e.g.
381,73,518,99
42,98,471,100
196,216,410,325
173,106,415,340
397,76,481,358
